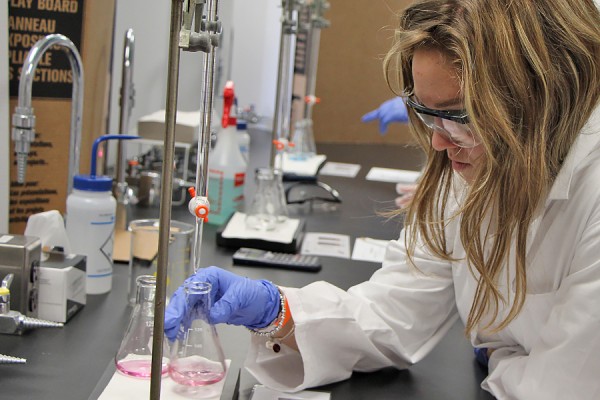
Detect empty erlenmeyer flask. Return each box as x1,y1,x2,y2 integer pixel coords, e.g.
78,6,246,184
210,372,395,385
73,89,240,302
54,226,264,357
289,119,316,160
115,275,169,378
169,280,227,390
245,167,288,230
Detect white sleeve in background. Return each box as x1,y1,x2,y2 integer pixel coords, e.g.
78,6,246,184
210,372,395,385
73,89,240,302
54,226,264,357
245,230,458,392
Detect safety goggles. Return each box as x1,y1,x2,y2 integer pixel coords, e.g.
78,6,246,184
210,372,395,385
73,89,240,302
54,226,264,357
405,97,479,148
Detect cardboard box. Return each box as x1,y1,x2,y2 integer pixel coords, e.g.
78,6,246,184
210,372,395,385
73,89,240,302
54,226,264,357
137,109,202,144
38,252,86,323
8,0,116,234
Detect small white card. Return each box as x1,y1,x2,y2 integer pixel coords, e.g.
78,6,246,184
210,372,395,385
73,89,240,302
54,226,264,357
300,232,351,259
99,360,232,400
250,385,331,400
365,167,421,183
351,237,389,263
319,162,361,178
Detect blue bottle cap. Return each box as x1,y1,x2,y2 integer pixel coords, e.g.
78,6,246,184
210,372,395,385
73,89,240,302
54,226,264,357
237,119,247,130
73,174,113,192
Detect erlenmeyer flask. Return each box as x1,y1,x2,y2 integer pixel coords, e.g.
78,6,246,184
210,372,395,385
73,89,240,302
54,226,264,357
169,280,227,390
272,168,289,223
289,119,316,160
245,167,288,231
115,275,169,378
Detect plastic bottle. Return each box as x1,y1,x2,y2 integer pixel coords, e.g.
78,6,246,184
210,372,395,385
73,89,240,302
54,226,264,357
66,173,116,294
236,118,251,163
207,81,247,226
66,134,139,294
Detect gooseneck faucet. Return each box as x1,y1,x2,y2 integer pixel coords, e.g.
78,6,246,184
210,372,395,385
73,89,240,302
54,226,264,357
12,34,84,196
114,29,136,232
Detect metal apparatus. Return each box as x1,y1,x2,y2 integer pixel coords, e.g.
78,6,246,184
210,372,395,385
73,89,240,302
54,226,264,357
151,1,222,398
114,29,136,232
0,274,63,335
0,354,27,365
287,0,330,160
12,34,84,196
301,0,330,121
0,234,41,318
271,0,304,166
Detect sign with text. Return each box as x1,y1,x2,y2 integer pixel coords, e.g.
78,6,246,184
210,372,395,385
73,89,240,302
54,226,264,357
8,0,115,234
8,0,84,99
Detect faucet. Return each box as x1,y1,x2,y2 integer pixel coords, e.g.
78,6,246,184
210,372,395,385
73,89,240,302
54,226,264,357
114,29,136,232
12,33,84,196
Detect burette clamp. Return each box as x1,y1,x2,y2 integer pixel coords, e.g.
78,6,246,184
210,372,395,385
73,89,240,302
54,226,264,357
304,95,321,105
273,138,294,151
187,188,210,223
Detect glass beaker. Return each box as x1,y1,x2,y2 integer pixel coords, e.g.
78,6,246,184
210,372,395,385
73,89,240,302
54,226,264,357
128,219,194,305
169,280,227,391
245,167,288,231
115,275,169,378
289,119,316,160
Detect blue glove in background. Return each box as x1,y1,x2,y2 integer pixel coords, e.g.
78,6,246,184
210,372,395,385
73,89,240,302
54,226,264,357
361,97,409,134
164,266,280,341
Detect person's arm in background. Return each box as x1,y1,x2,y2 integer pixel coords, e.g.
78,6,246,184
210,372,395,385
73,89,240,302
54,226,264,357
361,97,408,134
362,98,418,209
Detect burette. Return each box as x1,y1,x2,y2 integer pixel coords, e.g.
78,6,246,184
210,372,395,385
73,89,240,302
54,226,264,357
270,0,303,167
150,1,221,399
302,0,330,121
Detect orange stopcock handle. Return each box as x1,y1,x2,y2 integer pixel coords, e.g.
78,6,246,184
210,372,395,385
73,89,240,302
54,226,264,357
187,187,210,223
222,80,236,128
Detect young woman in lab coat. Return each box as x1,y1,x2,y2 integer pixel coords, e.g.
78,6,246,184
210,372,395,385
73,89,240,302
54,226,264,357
165,0,600,398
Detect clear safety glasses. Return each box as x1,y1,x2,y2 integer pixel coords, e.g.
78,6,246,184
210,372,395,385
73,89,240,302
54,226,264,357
405,97,480,148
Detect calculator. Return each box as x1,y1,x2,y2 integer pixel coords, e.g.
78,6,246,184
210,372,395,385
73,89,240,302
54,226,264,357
232,248,322,272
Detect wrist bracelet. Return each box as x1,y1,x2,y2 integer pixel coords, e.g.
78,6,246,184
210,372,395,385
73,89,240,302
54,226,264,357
248,287,289,337
266,324,296,353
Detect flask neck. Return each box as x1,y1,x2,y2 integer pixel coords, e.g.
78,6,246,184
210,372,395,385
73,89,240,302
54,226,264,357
135,275,156,304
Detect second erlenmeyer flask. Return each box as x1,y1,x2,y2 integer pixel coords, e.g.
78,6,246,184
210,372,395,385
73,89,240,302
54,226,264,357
115,275,169,378
289,119,316,160
169,280,227,388
245,167,288,231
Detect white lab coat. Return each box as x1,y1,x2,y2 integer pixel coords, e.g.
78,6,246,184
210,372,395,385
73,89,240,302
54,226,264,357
245,106,600,399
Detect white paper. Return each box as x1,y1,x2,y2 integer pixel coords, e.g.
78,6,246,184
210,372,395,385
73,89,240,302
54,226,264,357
365,167,421,183
99,360,231,400
221,212,300,243
351,237,389,263
300,232,351,259
250,384,330,400
318,162,361,178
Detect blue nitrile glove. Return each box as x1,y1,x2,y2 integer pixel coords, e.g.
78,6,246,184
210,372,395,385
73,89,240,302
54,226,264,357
361,97,409,134
473,347,489,368
164,266,281,341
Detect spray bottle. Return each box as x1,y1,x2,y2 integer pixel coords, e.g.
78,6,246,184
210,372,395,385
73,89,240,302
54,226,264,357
235,98,251,163
207,81,247,225
66,135,139,294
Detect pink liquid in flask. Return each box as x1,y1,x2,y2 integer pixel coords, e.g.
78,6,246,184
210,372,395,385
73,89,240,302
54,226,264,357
116,359,169,378
169,357,225,386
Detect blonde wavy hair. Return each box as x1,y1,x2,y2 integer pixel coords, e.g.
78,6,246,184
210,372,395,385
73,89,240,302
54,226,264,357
384,0,600,333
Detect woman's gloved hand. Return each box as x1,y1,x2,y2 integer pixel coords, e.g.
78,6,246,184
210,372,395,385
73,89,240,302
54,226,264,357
361,97,409,134
164,266,280,341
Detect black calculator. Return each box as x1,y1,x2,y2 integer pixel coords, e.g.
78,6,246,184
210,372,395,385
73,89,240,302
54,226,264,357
232,248,322,272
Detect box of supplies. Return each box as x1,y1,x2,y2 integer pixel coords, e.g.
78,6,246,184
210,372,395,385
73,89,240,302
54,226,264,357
38,252,86,323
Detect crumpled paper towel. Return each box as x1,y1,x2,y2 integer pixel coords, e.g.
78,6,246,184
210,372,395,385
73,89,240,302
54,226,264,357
24,210,72,260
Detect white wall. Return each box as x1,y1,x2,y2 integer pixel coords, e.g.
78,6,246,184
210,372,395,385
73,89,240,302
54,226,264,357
230,0,280,118
109,0,280,138
1,2,9,233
